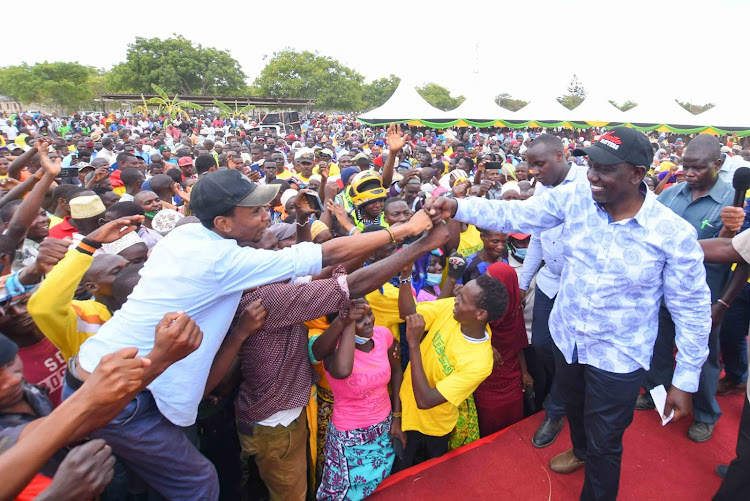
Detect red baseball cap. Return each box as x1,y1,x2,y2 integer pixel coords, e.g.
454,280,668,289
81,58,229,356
508,233,530,240
178,157,194,167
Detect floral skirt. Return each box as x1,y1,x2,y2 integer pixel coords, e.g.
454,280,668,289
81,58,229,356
317,416,394,501
315,386,335,487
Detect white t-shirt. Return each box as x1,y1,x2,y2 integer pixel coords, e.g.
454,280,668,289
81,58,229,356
78,223,323,426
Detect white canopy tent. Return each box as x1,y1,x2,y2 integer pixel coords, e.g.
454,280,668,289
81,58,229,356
567,94,628,125
358,81,448,125
442,94,517,122
621,98,704,127
692,104,750,130
509,97,574,123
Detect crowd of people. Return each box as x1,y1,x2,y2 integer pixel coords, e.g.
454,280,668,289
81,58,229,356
0,108,748,501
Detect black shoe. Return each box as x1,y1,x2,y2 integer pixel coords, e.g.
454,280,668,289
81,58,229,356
715,464,729,478
532,417,564,448
635,394,655,411
688,421,715,443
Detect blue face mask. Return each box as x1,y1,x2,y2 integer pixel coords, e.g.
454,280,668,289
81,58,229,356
354,334,371,345
513,248,528,260
425,272,442,286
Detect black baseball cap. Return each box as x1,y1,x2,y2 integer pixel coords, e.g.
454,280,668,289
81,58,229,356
190,169,280,222
572,127,653,167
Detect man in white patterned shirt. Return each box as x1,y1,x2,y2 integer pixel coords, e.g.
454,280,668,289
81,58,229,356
425,127,711,501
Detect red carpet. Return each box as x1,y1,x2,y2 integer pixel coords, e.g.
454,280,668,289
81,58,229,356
371,393,745,500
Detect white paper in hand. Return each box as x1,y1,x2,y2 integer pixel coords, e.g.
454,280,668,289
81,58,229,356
649,385,674,426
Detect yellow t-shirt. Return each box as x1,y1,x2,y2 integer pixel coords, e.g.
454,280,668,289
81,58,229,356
276,169,293,180
48,214,63,228
313,163,340,177
305,318,332,391
400,298,493,436
457,225,483,257
366,282,408,341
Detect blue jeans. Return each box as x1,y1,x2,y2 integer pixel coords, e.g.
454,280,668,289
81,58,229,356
719,283,750,385
644,305,721,424
554,346,644,501
531,288,566,420
62,381,219,501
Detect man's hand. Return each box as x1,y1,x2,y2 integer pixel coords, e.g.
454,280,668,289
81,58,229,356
479,179,493,196
387,123,406,154
664,386,692,423
29,238,71,275
403,209,433,236
34,137,51,154
39,439,115,501
318,163,330,179
398,170,420,189
447,252,467,279
248,171,261,182
233,300,267,340
324,181,339,201
452,180,469,198
295,189,320,219
423,196,458,223
147,312,203,367
344,298,370,323
521,371,534,390
86,216,144,244
390,419,407,449
419,221,450,249
79,347,151,406
0,178,20,191
40,154,62,178
92,166,109,183
720,206,745,233
405,313,426,348
710,302,727,329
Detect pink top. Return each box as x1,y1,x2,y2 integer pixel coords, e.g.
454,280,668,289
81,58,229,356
327,326,393,431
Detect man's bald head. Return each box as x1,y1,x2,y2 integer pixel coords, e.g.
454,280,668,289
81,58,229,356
685,135,722,163
91,157,110,169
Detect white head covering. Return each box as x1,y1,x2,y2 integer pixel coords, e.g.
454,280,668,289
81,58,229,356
101,231,145,255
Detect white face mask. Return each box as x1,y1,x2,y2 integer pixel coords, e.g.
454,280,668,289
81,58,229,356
354,334,371,345
425,272,442,286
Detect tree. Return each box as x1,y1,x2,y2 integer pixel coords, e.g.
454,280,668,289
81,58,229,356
416,83,465,111
676,100,715,115
212,100,255,119
254,49,364,110
557,74,587,110
147,84,203,126
362,75,401,110
0,62,99,113
108,35,246,95
609,100,638,112
495,93,529,112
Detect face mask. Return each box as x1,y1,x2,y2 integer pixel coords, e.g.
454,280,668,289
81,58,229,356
425,272,442,286
513,248,528,260
354,334,371,345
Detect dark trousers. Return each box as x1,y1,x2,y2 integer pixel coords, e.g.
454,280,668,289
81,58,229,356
714,395,750,500
719,283,750,385
644,305,722,424
62,381,219,501
531,288,566,420
554,346,644,501
392,431,449,472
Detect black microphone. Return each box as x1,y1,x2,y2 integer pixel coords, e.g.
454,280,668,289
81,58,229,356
732,167,750,207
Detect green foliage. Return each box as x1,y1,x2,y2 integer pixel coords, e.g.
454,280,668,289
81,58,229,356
676,100,714,115
147,84,203,125
212,100,255,119
416,83,465,111
495,93,529,112
609,100,638,112
254,49,364,110
557,74,587,110
108,35,246,95
0,62,99,113
362,75,401,110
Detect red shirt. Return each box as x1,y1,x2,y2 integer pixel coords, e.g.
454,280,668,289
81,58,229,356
47,216,77,240
17,338,66,407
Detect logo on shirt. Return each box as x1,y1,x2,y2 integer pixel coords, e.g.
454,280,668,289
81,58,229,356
599,131,622,150
432,331,454,375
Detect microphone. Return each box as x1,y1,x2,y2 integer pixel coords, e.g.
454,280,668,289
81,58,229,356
732,167,750,207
